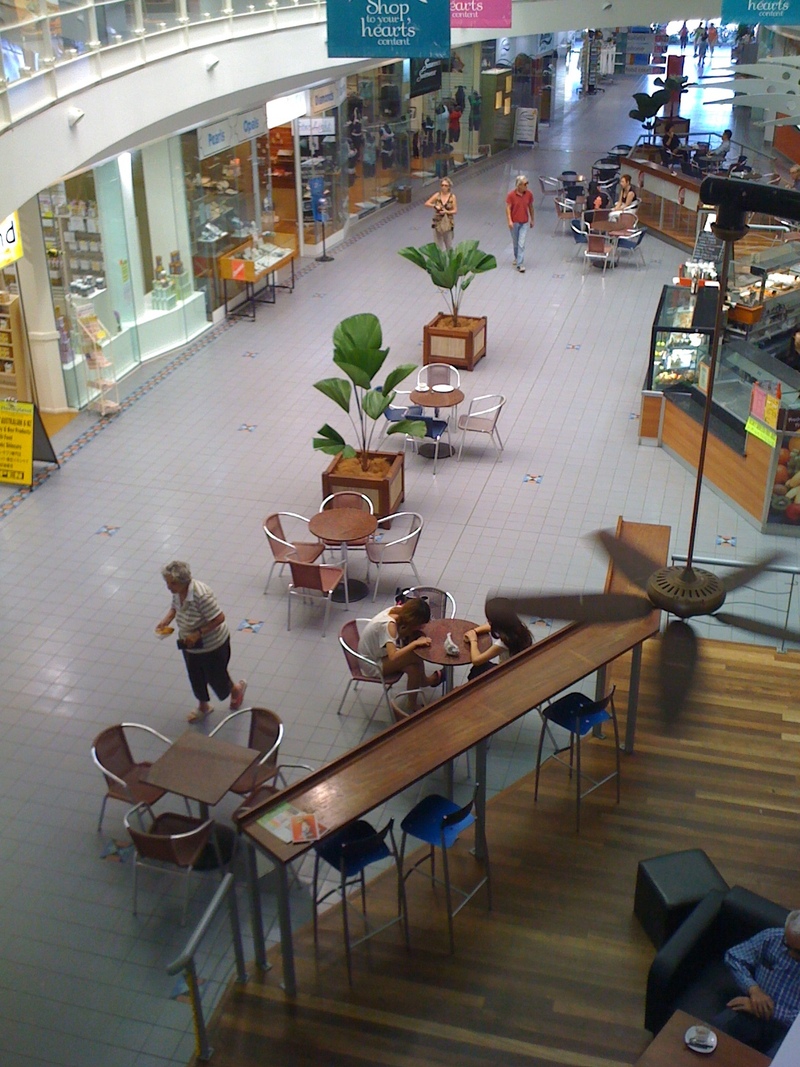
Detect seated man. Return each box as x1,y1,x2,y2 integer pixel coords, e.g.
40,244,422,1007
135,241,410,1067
712,908,800,1056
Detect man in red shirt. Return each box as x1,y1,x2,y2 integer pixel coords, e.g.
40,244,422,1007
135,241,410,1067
505,175,535,273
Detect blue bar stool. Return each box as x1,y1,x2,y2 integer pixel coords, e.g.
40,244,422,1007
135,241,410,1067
399,788,491,953
534,686,619,832
313,818,409,984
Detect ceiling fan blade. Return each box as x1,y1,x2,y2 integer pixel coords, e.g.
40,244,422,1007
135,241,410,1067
712,611,800,645
593,530,663,591
720,554,784,594
486,592,652,624
657,620,699,719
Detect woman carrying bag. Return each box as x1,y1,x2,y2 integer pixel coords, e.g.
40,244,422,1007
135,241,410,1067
425,178,457,252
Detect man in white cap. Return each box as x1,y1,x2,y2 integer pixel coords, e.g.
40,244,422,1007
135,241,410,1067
505,174,535,273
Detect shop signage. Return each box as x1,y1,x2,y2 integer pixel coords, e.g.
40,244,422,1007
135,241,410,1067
0,212,22,269
745,416,778,448
0,399,34,486
310,80,346,115
327,0,450,59
197,108,266,160
450,0,511,30
297,117,336,135
722,0,798,24
410,58,443,98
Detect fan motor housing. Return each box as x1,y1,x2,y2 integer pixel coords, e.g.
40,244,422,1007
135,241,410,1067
646,566,726,619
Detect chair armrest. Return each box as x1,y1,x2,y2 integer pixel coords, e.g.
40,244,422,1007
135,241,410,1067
645,889,726,1034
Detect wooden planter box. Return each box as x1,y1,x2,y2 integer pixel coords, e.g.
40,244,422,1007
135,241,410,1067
321,450,405,519
423,313,487,371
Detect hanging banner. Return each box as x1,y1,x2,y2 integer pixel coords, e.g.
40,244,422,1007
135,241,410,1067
327,0,450,59
450,0,511,30
410,58,443,98
721,0,798,23
0,212,22,269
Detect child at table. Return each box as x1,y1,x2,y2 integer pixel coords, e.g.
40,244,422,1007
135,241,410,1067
464,600,533,680
358,598,443,709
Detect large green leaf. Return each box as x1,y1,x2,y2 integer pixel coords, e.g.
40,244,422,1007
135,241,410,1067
313,424,356,458
313,377,351,412
332,312,389,385
383,363,417,394
362,389,392,420
388,418,427,438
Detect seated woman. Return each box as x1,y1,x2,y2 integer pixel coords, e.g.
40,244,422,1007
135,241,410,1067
583,181,610,225
358,597,442,710
661,128,687,164
613,173,637,211
463,601,533,680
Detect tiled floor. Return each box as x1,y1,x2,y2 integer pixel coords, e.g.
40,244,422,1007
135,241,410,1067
0,47,796,1067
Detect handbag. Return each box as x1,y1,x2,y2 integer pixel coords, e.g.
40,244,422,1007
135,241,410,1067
434,213,454,234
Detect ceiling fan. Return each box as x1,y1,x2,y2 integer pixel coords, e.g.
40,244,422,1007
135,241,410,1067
489,177,800,714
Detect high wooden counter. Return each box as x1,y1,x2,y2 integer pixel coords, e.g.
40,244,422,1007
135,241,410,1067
240,518,671,996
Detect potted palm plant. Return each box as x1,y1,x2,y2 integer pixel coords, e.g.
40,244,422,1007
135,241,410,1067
398,239,497,371
314,312,426,517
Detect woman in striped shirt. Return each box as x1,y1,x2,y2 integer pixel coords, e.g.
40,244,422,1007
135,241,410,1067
157,560,247,723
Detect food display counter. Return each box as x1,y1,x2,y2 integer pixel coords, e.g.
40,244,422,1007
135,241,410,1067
727,244,800,341
218,232,297,320
642,324,800,533
646,284,718,391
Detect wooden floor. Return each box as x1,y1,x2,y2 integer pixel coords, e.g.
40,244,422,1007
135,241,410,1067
200,638,800,1067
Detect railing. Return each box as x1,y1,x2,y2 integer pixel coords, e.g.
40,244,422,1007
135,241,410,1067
670,553,800,653
0,0,324,130
167,871,249,1063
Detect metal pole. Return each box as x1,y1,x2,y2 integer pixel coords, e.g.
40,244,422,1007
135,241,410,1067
246,843,269,971
685,237,733,568
227,876,248,985
186,959,213,1062
781,573,797,655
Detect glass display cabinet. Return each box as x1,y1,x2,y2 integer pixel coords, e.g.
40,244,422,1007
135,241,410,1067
646,284,718,391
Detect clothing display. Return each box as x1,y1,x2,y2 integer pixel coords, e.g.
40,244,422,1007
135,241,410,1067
435,105,449,151
448,107,462,144
468,91,482,132
379,124,394,168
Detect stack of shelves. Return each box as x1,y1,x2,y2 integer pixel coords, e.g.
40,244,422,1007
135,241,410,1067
71,299,120,416
0,294,29,400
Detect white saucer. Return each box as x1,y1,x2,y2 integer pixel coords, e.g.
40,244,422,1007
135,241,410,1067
415,384,430,392
684,1026,717,1054
432,384,454,393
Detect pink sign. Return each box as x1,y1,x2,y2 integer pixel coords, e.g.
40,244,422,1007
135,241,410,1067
450,0,511,30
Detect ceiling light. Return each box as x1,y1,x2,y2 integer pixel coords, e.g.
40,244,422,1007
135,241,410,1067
67,106,85,127
204,53,220,72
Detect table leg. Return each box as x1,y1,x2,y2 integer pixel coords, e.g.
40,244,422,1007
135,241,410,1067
275,861,297,996
593,665,608,738
443,665,455,797
623,642,643,754
331,542,370,603
246,843,269,972
473,739,488,861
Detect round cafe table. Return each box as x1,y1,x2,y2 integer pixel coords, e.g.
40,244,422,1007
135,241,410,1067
415,617,492,691
308,508,377,604
409,386,465,460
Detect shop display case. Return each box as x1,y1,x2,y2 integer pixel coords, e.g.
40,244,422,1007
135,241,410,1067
728,243,800,342
646,284,718,391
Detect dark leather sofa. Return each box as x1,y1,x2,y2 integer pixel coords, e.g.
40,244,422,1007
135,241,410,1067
645,885,789,1035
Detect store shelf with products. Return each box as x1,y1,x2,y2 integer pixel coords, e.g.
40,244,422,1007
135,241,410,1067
40,196,107,302
0,293,30,401
71,300,120,416
727,243,800,343
218,232,297,319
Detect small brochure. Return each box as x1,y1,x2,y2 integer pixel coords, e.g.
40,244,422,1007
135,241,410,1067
257,801,326,844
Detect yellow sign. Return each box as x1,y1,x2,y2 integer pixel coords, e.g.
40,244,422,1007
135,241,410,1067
0,212,23,270
764,392,780,429
745,416,778,449
0,399,34,485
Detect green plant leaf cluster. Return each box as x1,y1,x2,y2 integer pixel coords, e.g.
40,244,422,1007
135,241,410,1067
312,313,426,471
629,88,672,128
398,239,497,326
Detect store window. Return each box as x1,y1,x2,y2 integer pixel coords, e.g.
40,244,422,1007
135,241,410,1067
346,64,411,216
39,136,207,411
